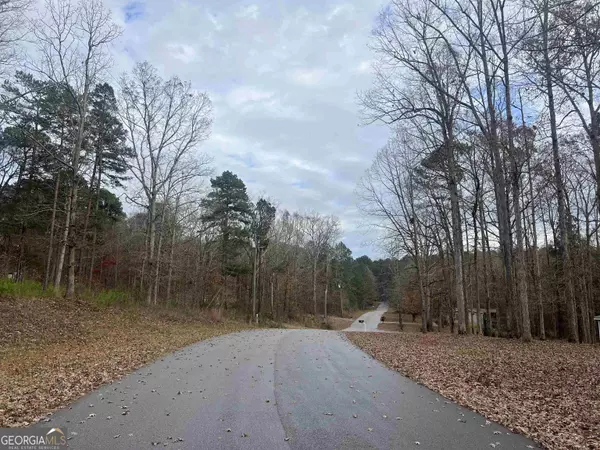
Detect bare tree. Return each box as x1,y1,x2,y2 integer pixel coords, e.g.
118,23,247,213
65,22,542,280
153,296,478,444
0,0,30,74
359,135,432,332
361,0,468,333
164,162,211,302
322,223,341,321
119,61,212,304
303,212,339,318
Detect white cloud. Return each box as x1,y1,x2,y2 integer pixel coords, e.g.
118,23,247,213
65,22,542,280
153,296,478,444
236,4,260,19
166,43,196,64
290,158,331,176
109,0,390,257
207,12,223,31
226,86,274,108
327,4,355,21
289,68,328,86
224,86,307,120
356,60,372,73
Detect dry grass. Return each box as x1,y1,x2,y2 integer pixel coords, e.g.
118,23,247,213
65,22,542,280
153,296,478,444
347,332,600,450
0,295,250,427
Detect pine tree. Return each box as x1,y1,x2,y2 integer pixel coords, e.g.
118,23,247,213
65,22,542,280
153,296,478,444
250,198,276,320
201,171,253,276
81,83,132,280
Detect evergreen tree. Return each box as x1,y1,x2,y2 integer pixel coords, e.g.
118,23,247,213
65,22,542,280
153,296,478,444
251,198,276,318
81,83,132,278
201,171,253,275
350,256,378,309
253,198,276,253
331,241,353,315
86,83,131,189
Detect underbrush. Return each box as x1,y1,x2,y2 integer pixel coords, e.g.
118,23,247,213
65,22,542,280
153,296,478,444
0,278,46,298
81,287,131,307
0,278,132,309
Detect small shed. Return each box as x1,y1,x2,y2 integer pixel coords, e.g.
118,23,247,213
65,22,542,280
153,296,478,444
595,316,600,341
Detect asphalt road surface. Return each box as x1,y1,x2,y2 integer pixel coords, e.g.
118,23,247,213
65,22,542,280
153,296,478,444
40,330,538,449
345,303,388,331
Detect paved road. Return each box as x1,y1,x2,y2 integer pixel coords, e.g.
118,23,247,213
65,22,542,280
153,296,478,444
345,302,388,331
40,330,538,449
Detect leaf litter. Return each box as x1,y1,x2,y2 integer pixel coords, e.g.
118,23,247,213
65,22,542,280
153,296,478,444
346,331,600,450
0,295,250,427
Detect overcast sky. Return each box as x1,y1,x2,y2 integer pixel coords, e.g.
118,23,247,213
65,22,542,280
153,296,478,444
104,0,390,258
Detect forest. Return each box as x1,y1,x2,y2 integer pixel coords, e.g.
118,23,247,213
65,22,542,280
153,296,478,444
359,0,600,342
0,0,386,324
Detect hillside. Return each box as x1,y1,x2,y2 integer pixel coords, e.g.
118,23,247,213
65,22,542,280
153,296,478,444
0,292,250,427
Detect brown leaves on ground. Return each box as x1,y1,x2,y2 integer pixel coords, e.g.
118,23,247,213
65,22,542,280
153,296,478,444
0,295,250,427
346,332,600,450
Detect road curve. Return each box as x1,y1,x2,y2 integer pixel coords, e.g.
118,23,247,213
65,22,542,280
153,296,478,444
39,330,538,449
345,302,388,331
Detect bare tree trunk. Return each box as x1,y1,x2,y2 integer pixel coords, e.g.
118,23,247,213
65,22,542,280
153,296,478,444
522,98,545,340
583,61,600,230
541,6,578,342
463,209,471,333
54,184,72,292
87,164,103,285
284,269,290,319
270,273,275,319
252,246,258,323
448,141,466,334
324,252,330,321
531,190,545,340
425,270,433,332
585,216,595,343
475,0,513,335
146,193,157,305
479,199,492,335
65,182,80,298
416,255,427,333
65,184,83,295
312,258,318,317
65,71,93,298
139,230,148,298
43,174,60,291
497,14,531,339
153,207,167,305
166,196,180,301
473,188,480,334
79,155,98,278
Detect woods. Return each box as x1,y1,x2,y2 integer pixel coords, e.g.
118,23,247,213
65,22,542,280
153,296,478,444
1,0,599,340
0,0,388,324
360,0,600,342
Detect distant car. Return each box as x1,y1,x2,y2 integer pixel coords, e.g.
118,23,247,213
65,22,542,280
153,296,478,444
358,319,364,323
380,316,385,322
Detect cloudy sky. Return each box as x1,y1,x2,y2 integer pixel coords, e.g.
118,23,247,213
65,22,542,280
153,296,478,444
105,0,390,258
